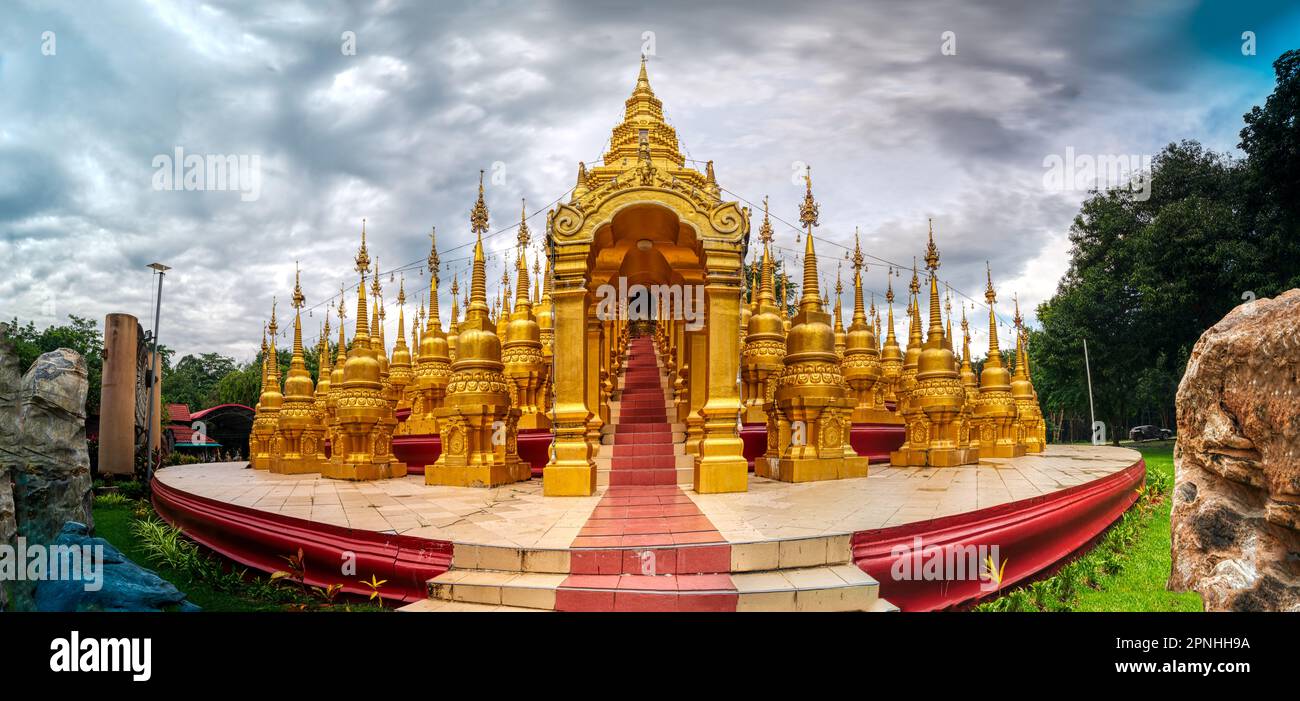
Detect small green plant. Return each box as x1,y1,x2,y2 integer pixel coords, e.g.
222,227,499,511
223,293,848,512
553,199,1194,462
93,492,132,508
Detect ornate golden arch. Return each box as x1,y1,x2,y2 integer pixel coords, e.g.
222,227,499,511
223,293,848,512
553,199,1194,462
543,186,752,496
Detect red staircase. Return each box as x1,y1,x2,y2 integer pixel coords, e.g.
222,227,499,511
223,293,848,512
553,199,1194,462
608,336,679,486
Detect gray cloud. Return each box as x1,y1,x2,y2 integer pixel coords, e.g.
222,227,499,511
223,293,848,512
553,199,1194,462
0,0,1264,362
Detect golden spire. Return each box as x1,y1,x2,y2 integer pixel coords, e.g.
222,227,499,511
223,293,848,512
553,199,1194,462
923,231,947,349
834,264,845,330
370,256,383,350
291,264,305,356
356,219,370,274
395,275,407,348
470,170,489,236
427,227,443,334
267,297,280,384
759,196,774,246
353,225,371,347
466,201,491,321
517,199,531,249
449,272,460,327
319,316,332,381
758,228,776,308
797,168,822,314
1012,293,1028,379
882,271,902,361
259,323,268,387
959,304,977,387
944,284,954,352
924,218,939,272
907,260,922,349
515,248,531,308
984,263,1002,360
335,283,348,369
798,167,820,231
850,230,867,327
532,253,541,303
283,262,314,401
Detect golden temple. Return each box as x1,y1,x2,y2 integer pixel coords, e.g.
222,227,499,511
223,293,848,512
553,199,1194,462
247,57,1047,495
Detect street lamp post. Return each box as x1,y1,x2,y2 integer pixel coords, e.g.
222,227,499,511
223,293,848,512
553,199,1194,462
1083,337,1097,444
144,262,171,488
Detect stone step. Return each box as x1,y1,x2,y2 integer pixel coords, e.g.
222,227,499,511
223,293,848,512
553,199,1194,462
423,563,889,612
596,465,693,487
396,598,546,613
732,563,884,612
451,543,571,574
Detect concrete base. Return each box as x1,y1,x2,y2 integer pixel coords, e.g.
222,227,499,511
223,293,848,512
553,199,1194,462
755,454,870,483
320,460,409,481
426,459,529,488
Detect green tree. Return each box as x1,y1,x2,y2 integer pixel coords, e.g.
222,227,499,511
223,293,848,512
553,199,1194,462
1030,49,1300,440
162,353,238,409
3,315,105,413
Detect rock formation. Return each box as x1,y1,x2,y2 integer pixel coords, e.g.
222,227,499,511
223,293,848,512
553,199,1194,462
0,337,94,610
0,333,19,610
35,522,198,612
1170,288,1300,611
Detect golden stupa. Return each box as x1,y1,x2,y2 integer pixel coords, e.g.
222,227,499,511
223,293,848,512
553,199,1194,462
755,171,868,482
427,172,529,488
236,57,1051,495
320,224,407,481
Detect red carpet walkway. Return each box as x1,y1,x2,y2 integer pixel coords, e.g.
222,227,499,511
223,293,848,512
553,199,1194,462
557,336,737,611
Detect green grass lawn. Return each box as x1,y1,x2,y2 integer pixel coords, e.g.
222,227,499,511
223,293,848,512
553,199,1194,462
93,501,287,611
1072,441,1202,612
93,499,387,612
974,440,1203,612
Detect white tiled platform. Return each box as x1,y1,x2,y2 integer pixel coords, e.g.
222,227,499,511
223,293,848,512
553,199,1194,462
154,444,1139,550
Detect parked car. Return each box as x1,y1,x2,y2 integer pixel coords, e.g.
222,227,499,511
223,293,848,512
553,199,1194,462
1128,425,1173,442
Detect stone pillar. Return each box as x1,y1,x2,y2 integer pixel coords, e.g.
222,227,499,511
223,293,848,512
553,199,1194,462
695,255,748,493
98,313,138,476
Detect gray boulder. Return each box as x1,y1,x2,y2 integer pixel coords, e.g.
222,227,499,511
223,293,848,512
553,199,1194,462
34,522,199,612
0,345,95,610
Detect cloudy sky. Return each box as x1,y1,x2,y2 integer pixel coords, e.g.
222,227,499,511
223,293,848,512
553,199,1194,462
2,0,1297,361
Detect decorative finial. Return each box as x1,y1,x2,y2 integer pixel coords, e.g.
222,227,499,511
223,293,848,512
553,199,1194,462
291,262,305,310
798,166,819,230
924,218,939,272
355,219,370,274
427,226,440,281
517,199,530,248
470,170,489,235
1013,293,1023,330
398,275,406,307
885,267,895,304
337,283,347,321
852,227,865,270
759,196,773,245
985,261,996,304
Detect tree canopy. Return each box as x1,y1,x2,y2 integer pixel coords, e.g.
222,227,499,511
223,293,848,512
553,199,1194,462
1030,49,1300,441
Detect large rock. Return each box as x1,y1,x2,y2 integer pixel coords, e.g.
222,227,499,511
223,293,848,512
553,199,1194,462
1170,288,1300,611
0,332,22,611
34,522,199,612
0,346,94,610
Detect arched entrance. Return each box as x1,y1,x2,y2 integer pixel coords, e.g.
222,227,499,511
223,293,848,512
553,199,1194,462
542,60,750,496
